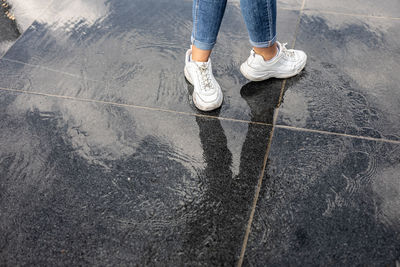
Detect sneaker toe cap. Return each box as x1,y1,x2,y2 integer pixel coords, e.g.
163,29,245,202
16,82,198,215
294,50,307,69
196,89,222,104
193,88,223,111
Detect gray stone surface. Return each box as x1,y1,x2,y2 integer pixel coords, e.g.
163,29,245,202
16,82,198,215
244,127,400,266
277,12,400,140
0,0,399,265
0,0,299,123
0,90,271,266
305,0,400,17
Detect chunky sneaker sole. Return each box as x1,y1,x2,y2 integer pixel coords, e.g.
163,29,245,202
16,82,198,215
240,56,307,81
240,41,307,82
184,48,223,111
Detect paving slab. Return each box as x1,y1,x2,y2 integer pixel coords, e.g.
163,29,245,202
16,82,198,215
0,0,299,123
244,127,400,266
305,0,400,18
1,0,399,265
277,12,400,140
0,89,272,265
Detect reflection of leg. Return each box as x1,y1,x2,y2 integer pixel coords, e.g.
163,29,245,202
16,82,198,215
239,81,273,181
240,79,280,123
196,116,232,179
184,115,235,261
237,123,269,184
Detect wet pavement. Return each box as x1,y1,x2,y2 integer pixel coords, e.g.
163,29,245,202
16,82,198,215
0,0,399,266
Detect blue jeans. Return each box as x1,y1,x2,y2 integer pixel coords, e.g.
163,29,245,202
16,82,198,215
191,0,277,50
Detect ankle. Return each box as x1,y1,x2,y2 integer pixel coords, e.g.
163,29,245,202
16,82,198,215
192,45,211,62
253,43,278,61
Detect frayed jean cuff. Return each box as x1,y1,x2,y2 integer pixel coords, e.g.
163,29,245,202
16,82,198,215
191,35,215,50
249,35,277,48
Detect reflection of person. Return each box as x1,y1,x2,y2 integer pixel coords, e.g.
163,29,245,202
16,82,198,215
184,0,307,111
185,110,268,263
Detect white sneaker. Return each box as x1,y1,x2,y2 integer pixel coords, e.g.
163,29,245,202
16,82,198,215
240,41,307,81
184,48,223,111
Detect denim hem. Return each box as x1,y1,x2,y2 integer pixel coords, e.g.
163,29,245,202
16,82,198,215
191,35,215,50
249,35,277,48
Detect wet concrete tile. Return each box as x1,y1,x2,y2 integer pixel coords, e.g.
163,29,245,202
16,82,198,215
276,13,400,140
305,0,400,18
0,59,106,99
0,0,300,123
0,89,271,265
244,127,400,266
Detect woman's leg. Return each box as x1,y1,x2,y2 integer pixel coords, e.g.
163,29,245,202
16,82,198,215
191,0,227,62
240,0,278,60
239,0,307,82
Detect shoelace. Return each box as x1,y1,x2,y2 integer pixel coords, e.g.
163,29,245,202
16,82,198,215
198,64,213,91
280,42,295,57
